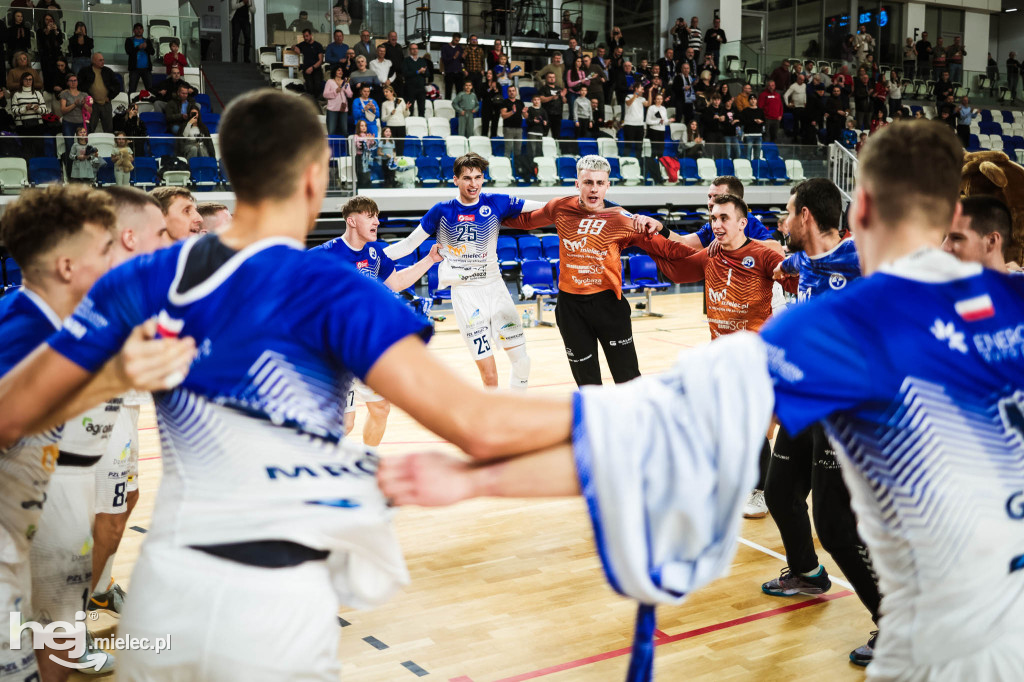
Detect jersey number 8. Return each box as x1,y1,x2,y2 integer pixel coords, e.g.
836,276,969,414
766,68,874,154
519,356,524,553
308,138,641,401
577,219,606,236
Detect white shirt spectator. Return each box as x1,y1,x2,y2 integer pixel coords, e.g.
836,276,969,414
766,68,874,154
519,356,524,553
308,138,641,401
382,97,407,126
369,58,393,86
645,104,668,131
784,81,807,108
623,96,646,126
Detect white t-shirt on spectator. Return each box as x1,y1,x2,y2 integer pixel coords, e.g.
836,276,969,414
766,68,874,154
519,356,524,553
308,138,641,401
624,96,646,126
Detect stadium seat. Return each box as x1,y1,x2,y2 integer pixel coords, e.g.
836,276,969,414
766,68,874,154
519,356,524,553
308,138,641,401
445,135,468,157
88,132,116,158
980,110,994,122
149,136,177,158
520,259,558,326
608,156,623,184
420,100,434,117
696,158,717,184
194,93,213,114
161,160,191,186
334,156,354,187
130,157,159,188
968,134,981,151
577,137,598,157
415,156,442,186
715,158,735,176
405,116,429,137
404,136,422,158
189,157,221,190
427,266,451,303
491,138,505,156
620,157,643,185
496,235,520,273
3,256,22,289
559,119,575,139
768,157,789,184
488,156,514,186
540,234,560,263
28,157,63,185
440,155,455,183
597,137,619,158
753,159,772,183
422,136,446,158
1002,110,1015,124
733,158,754,184
428,117,451,138
0,157,29,193
785,159,806,182
540,136,558,159
761,142,780,159
556,156,577,185
979,120,1001,136
432,101,456,119
990,136,1004,152
627,253,670,317
536,157,557,186
518,235,542,260
96,158,116,186
680,158,700,184
468,135,491,157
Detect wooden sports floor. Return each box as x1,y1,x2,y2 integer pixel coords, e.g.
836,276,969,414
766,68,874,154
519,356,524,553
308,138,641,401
80,291,874,682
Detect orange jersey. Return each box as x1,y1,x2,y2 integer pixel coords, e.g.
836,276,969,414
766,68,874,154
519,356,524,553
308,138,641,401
646,238,784,338
504,196,647,297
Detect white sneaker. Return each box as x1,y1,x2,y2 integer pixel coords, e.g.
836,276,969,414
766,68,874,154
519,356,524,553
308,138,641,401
743,489,768,519
78,632,116,675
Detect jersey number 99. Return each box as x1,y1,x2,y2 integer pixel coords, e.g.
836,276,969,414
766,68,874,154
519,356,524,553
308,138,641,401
577,219,606,236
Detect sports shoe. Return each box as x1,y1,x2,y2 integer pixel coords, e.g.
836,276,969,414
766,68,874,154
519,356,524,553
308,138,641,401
78,631,116,675
761,566,832,597
743,489,768,518
849,630,878,667
88,582,127,614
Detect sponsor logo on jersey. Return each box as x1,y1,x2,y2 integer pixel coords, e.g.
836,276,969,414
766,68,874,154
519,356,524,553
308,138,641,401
929,319,968,354
564,236,587,252
448,244,469,256
1007,490,1024,520
64,318,87,339
708,287,728,304
973,324,1024,363
480,206,492,217
369,247,377,259
741,256,755,268
457,214,476,223
828,273,847,290
356,259,370,270
954,294,995,322
500,322,516,330
470,308,483,322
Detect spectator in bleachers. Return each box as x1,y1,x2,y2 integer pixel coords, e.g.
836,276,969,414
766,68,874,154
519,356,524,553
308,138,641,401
562,37,581,73
402,42,430,116
500,85,524,167
59,72,84,152
805,83,826,143
840,34,855,65
870,70,887,117
323,67,352,137
287,11,314,34
673,62,697,122
1008,52,1020,103
43,55,67,109
574,83,593,137
113,100,147,156
679,46,698,77
915,31,932,79
440,33,464,99
860,53,879,82
36,13,60,79
79,52,119,133
487,39,503,72
840,119,857,149
704,18,726,68
769,59,791,92
153,65,196,106
566,55,587,95
854,130,867,153
670,17,688,52
695,68,715,98
700,91,724,149
494,53,519,96
353,118,375,187
887,70,902,114
987,53,999,96
163,38,187,75
352,82,378,136
646,75,665,105
735,82,755,112
869,109,888,135
933,70,953,105
757,79,782,142
67,21,91,74
955,96,978,148
687,16,703,61
6,11,32,63
722,96,743,157
833,63,852,91
903,37,916,76
349,54,379,98
383,31,404,90
852,71,871,130
645,92,672,157
326,0,350,32
608,46,627,118
481,70,502,137
561,10,581,41
525,94,547,158
584,55,607,111
453,79,478,138
607,26,625,52
230,0,254,63
593,44,609,73
12,70,46,157
678,118,703,158
716,81,730,102
791,61,805,83
932,37,946,81
381,86,408,154
463,34,485,95
590,96,609,136
124,22,154,96
33,0,59,31
535,51,565,89
818,64,832,88
853,25,874,64
622,82,647,156
339,47,356,77
324,30,349,70
111,131,133,185
164,83,196,136
656,48,676,84
947,36,965,84
538,71,564,137
69,126,102,182
7,50,37,90
352,29,375,64
295,29,325,100
378,126,395,187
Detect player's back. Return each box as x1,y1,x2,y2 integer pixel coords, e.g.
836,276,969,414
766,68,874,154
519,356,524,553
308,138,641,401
52,235,428,580
427,193,523,288
704,240,783,337
763,250,1024,677
312,237,394,282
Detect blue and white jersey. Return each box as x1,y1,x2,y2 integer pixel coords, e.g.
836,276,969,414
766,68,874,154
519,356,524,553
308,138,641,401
761,249,1024,678
0,289,63,558
694,212,770,248
779,237,861,302
48,235,429,603
419,193,525,288
312,237,397,283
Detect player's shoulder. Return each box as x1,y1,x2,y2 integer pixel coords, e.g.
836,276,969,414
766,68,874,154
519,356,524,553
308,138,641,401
0,289,53,333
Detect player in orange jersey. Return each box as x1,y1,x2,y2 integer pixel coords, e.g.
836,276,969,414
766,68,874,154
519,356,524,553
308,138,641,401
504,155,670,386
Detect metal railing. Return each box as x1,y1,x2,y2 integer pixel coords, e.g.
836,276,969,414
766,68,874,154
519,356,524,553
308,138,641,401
828,141,857,208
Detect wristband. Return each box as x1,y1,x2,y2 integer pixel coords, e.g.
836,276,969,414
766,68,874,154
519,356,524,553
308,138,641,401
658,225,671,239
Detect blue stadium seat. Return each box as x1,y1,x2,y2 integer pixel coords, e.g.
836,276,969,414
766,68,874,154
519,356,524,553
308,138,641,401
3,256,22,289
1014,136,1024,151
556,156,577,185
96,158,116,185
404,136,422,158
497,235,519,272
149,137,176,157
327,135,348,157
415,156,442,185
716,158,734,176
205,120,219,134
422,136,445,157
768,157,788,184
608,157,623,183
520,259,557,296
1003,135,1017,152
753,159,772,183
417,239,437,261
518,86,537,101
194,93,213,114
628,254,670,291
218,159,231,187
518,235,542,260
979,120,1001,136
131,156,159,188
28,157,62,184
980,110,994,122
577,137,598,156
1003,110,1015,124
427,266,451,303
910,105,923,116
968,134,981,151
681,158,699,184
440,155,455,184
559,119,574,139
762,142,780,159
189,157,221,190
540,234,560,263
491,138,505,156
620,260,640,293
781,112,794,135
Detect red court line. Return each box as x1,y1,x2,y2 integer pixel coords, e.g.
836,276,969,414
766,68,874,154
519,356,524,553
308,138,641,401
449,591,852,682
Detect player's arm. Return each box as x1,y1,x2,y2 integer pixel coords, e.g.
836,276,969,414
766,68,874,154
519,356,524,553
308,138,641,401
365,335,573,459
502,197,557,231
384,244,442,292
773,253,799,280
630,233,707,283
379,445,579,507
673,232,703,247
382,225,430,260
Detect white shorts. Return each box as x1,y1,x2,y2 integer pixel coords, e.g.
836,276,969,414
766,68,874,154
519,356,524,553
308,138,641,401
30,464,95,625
0,529,39,680
119,541,340,682
344,381,385,414
95,403,141,514
451,279,524,360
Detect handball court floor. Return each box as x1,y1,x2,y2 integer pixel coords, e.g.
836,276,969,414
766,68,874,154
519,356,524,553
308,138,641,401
81,291,873,682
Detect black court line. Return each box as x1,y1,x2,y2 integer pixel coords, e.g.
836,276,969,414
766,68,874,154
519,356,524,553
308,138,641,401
130,526,147,533
337,617,350,627
363,636,388,650
401,660,429,677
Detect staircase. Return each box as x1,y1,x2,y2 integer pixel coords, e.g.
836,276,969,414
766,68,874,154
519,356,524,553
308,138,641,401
200,62,268,113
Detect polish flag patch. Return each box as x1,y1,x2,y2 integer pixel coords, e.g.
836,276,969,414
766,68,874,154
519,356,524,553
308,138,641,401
156,310,185,338
954,294,995,322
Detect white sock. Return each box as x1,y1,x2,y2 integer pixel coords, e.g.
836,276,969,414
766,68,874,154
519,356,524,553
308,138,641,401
95,554,115,594
506,345,531,390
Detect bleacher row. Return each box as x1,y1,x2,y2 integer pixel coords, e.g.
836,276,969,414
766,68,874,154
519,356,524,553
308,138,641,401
967,109,1024,159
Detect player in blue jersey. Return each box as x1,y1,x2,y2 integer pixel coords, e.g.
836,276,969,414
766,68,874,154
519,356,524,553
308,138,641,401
313,195,442,446
941,195,1014,274
761,178,881,666
0,91,575,681
382,122,1024,681
384,153,546,389
0,185,191,680
665,176,783,254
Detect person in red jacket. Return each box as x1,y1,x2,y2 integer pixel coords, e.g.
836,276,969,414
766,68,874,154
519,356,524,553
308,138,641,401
162,38,188,75
757,80,783,142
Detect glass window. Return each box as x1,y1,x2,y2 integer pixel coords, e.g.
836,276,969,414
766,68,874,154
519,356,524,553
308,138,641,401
823,0,849,61
795,0,822,61
766,0,794,64
266,0,393,44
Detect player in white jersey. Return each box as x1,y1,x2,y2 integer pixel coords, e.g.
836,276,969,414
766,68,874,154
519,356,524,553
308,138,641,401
941,195,1014,273
384,153,544,388
90,187,172,617
381,122,1024,681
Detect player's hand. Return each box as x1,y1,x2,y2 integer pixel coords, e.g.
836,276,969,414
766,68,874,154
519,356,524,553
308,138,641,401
115,318,197,392
772,263,791,280
632,213,662,235
428,243,443,263
378,452,475,506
